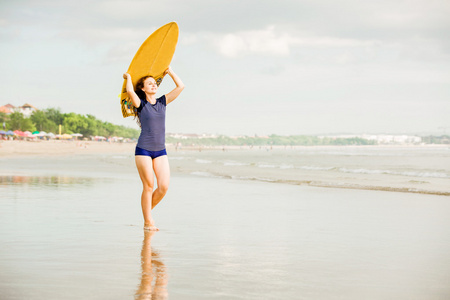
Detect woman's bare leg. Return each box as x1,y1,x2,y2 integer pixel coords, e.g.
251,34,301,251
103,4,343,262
135,155,158,231
152,155,170,209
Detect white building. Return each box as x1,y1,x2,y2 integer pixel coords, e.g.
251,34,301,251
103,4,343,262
19,103,38,118
319,134,422,145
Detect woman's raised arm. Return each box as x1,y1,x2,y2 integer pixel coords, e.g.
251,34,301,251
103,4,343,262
123,73,141,108
164,67,185,105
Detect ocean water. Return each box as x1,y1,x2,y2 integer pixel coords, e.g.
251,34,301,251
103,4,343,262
168,146,450,195
1,152,450,299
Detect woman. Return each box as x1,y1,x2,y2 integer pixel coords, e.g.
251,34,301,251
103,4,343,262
123,67,184,231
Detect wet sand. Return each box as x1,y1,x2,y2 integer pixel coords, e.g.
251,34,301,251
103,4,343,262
1,149,450,299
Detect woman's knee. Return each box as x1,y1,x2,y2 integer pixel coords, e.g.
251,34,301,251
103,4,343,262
158,182,169,194
142,182,154,191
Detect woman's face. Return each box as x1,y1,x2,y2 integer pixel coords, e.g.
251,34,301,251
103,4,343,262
141,77,158,94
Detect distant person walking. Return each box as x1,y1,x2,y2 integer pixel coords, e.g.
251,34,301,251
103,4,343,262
123,67,184,231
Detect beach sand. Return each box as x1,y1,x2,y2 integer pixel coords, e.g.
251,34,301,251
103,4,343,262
0,139,135,157
1,140,450,299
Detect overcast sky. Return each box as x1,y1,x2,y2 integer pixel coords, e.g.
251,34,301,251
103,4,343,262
1,0,449,135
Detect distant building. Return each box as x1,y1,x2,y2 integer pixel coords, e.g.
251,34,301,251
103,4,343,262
0,103,38,117
0,106,12,114
167,133,201,139
198,133,218,139
319,134,422,145
19,103,38,117
0,103,16,114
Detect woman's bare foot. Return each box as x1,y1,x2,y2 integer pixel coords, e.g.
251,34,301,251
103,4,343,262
144,218,159,231
143,225,159,231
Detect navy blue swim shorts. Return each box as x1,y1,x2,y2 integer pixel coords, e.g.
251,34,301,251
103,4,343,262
135,146,167,159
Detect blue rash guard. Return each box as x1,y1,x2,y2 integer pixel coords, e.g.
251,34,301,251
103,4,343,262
136,95,166,151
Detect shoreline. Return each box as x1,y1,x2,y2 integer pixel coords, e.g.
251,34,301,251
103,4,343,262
1,140,448,196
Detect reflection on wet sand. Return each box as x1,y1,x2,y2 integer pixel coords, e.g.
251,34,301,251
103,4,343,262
135,231,168,300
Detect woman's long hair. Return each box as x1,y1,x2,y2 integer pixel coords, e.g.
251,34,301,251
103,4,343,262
134,75,154,127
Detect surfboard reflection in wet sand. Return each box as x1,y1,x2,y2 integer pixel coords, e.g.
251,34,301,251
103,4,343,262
135,231,168,300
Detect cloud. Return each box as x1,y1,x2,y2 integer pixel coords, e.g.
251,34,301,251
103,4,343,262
214,26,293,57
205,26,379,58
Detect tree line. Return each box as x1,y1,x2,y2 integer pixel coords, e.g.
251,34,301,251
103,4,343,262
0,108,140,139
3,109,447,145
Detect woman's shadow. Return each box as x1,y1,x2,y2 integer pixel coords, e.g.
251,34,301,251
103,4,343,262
135,231,168,299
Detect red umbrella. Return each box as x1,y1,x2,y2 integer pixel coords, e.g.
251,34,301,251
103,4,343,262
13,130,25,137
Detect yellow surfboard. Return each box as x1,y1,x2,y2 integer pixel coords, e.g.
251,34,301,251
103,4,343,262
120,22,179,118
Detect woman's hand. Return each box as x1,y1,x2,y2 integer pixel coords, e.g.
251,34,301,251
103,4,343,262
123,73,131,80
164,67,172,76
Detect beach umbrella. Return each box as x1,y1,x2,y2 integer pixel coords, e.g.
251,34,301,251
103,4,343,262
32,131,40,135
47,132,55,138
71,133,83,140
38,131,47,137
24,131,32,137
0,130,5,135
13,130,24,136
6,130,14,136
62,134,73,140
